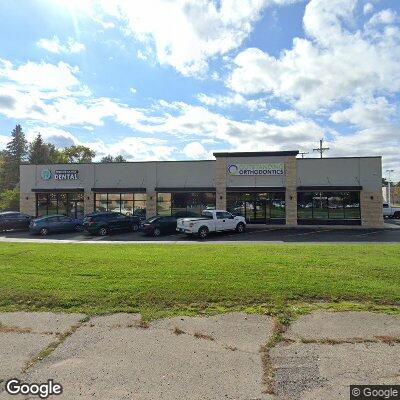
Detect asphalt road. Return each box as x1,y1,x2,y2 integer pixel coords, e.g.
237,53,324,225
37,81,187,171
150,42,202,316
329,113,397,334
1,220,399,243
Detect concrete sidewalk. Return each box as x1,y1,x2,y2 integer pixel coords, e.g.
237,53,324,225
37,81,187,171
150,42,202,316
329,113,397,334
0,311,399,399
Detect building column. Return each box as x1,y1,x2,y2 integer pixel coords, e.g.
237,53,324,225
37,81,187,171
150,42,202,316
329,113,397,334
360,190,384,228
146,191,157,219
285,156,297,226
84,191,94,214
215,157,227,210
20,192,36,216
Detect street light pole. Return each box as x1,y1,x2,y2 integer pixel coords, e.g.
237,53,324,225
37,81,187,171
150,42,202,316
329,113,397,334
386,169,394,205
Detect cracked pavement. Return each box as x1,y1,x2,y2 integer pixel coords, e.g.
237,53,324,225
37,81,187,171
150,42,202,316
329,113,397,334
0,311,399,399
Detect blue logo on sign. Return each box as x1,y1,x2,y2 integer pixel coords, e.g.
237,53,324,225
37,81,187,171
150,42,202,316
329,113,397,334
228,164,238,174
40,169,52,180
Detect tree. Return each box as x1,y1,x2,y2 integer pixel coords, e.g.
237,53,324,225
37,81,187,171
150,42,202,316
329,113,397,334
114,155,126,162
100,154,127,163
29,133,50,164
62,145,95,163
100,155,114,163
1,125,27,190
0,188,19,211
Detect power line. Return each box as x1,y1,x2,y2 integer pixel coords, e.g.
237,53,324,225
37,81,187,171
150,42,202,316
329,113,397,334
313,139,329,158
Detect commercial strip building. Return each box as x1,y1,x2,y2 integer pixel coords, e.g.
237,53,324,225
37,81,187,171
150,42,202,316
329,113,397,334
20,150,384,228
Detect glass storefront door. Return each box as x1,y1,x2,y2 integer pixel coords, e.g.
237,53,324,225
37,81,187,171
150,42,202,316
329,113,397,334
227,192,286,224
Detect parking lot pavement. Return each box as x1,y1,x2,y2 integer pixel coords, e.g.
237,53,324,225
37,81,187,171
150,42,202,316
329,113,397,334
1,222,400,243
1,311,399,400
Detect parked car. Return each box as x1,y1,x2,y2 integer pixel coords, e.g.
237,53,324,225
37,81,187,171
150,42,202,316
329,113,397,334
83,212,141,236
176,210,246,239
383,202,400,219
141,212,198,237
29,215,83,236
0,211,32,232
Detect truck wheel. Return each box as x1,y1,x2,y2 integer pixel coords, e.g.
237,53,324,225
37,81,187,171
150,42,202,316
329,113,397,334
394,212,400,219
236,222,245,233
131,223,139,232
98,227,108,236
198,226,209,239
40,227,49,236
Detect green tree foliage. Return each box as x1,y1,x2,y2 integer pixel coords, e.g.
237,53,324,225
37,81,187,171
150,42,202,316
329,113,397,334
1,125,28,190
62,145,96,163
28,133,50,164
100,154,127,162
0,188,19,211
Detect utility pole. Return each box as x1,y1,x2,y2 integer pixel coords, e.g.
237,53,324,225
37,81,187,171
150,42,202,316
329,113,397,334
386,169,394,205
299,152,309,158
313,139,329,158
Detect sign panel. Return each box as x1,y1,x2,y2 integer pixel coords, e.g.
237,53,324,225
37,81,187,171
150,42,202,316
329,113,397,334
54,169,79,180
227,163,285,176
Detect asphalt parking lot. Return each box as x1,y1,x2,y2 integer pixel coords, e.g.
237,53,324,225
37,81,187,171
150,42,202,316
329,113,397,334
1,220,399,243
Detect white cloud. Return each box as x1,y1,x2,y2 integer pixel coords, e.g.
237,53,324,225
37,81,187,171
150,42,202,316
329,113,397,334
329,97,396,128
367,9,397,26
363,3,374,15
197,92,267,111
0,59,81,91
228,0,400,110
98,0,303,76
268,109,300,121
37,36,86,54
182,141,211,159
0,134,9,150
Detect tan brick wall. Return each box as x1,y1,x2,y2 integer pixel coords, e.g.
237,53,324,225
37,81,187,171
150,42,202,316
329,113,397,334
285,156,297,226
146,191,157,219
361,190,384,228
215,158,227,210
84,191,94,214
20,193,36,216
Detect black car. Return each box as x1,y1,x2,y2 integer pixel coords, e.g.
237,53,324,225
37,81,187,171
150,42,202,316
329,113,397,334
0,211,32,232
142,212,199,237
83,212,141,236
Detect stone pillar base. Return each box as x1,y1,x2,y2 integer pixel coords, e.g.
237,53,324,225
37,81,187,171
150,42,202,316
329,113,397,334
20,193,36,216
146,192,157,219
84,192,94,215
361,190,384,228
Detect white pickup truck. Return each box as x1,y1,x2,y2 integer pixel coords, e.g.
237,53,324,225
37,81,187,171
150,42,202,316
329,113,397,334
383,202,400,219
176,210,246,239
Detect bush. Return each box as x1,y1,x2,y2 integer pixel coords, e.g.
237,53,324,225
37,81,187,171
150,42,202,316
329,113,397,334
0,188,19,211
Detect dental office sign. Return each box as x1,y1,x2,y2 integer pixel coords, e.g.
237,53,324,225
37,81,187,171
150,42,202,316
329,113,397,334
228,163,285,176
40,169,79,180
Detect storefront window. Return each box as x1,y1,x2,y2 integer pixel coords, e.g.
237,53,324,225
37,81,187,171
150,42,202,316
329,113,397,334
157,192,216,216
94,193,147,216
36,193,84,219
297,191,360,221
227,192,286,223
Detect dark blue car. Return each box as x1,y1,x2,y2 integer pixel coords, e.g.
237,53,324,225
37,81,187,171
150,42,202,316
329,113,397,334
29,215,83,236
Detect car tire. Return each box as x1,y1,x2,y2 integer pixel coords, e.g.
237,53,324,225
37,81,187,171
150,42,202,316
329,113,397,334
198,226,209,239
74,225,83,232
153,227,161,237
40,227,49,236
131,223,139,232
98,227,108,236
236,222,245,233
394,212,400,219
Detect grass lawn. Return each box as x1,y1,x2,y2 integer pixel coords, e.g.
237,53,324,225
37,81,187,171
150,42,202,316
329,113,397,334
0,242,399,318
